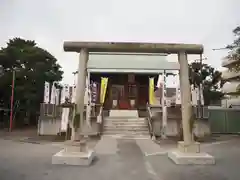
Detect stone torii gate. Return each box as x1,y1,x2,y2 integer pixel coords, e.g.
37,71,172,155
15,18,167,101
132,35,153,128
63,41,215,165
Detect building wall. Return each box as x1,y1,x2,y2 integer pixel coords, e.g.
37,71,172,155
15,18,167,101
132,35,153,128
221,57,240,106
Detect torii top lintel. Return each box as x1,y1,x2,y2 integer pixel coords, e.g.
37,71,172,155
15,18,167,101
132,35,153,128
63,41,203,54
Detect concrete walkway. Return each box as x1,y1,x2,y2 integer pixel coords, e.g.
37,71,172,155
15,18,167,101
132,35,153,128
1,134,240,180
94,137,160,180
94,136,119,155
95,136,175,156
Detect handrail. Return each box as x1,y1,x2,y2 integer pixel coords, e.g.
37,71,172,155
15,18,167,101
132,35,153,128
147,106,153,119
97,106,103,124
146,103,155,139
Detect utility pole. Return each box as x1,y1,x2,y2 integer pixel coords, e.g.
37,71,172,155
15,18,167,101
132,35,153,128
212,46,237,51
212,47,228,51
9,70,16,132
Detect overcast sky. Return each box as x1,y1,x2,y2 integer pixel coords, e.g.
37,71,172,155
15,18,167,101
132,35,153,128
0,0,239,84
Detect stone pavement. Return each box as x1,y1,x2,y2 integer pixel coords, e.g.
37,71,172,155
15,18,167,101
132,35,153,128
147,139,240,180
0,135,240,180
95,136,176,156
94,136,119,155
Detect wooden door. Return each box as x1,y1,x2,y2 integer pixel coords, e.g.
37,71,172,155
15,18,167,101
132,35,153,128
127,84,138,109
111,85,130,109
118,85,130,109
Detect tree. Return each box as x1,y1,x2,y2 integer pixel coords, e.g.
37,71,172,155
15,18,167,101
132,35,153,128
226,26,240,70
189,62,223,105
0,38,63,126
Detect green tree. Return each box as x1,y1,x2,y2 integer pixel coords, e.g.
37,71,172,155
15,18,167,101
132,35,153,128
0,38,63,126
226,26,240,70
189,62,223,105
227,26,240,64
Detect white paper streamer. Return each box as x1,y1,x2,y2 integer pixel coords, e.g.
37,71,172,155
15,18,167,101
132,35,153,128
50,82,56,104
61,108,69,131
43,82,50,103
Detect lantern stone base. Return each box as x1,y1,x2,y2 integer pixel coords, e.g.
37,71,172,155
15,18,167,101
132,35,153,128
52,149,95,166
52,139,95,166
168,141,215,165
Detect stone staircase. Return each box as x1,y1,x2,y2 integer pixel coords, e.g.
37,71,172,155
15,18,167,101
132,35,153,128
102,110,150,138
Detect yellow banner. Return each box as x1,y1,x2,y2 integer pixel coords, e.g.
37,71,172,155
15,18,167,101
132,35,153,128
100,77,108,104
149,77,155,105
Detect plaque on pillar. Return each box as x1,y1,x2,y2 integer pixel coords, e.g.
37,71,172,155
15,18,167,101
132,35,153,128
130,99,135,108
112,100,118,108
128,74,135,83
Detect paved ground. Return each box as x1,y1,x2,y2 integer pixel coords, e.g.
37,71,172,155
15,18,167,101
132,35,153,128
148,140,240,180
0,133,240,180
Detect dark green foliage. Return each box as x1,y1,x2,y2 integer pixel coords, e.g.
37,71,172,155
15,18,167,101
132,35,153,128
226,26,240,70
0,38,63,126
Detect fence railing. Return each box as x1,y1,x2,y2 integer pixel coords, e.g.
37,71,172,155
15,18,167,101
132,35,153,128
40,103,62,118
40,103,102,119
193,106,209,119
40,103,211,120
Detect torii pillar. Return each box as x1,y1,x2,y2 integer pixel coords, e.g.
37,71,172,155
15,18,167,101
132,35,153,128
71,48,89,141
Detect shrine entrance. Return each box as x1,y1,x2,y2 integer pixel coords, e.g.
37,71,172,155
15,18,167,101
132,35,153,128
111,83,138,109
90,73,154,110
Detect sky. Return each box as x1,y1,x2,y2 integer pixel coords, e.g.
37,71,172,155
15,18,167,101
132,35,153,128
0,0,240,85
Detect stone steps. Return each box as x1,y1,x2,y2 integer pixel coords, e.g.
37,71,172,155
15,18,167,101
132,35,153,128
104,127,149,132
109,110,138,117
102,134,150,139
103,131,150,135
104,121,146,125
105,117,146,123
103,115,149,137
104,124,148,128
104,117,146,121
